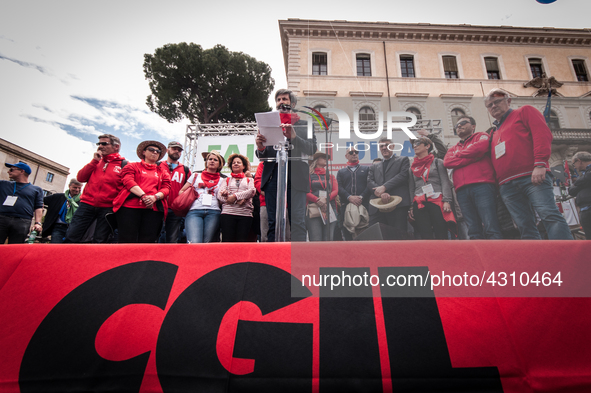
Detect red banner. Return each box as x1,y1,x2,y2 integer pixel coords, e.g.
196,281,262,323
1,242,590,392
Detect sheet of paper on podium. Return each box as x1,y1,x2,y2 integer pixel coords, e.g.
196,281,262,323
255,111,285,147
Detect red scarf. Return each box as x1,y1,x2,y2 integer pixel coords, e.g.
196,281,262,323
103,153,123,163
314,167,326,175
411,154,435,181
198,171,220,190
280,112,301,125
140,160,157,170
347,161,359,167
231,172,245,179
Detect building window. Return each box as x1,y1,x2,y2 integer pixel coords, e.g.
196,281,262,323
406,107,422,120
572,59,589,82
485,57,501,79
548,110,560,130
451,108,466,135
442,56,459,79
42,190,50,197
46,172,54,183
359,106,375,121
529,58,544,78
400,56,415,78
356,54,371,76
312,52,327,75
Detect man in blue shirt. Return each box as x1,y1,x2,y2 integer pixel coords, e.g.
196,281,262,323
0,162,44,244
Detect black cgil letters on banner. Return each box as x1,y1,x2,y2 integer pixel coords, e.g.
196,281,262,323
19,261,502,392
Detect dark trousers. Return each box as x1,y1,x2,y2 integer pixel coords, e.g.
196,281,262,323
65,202,113,243
116,207,164,243
220,214,253,242
413,201,448,240
369,206,410,233
160,209,183,243
263,179,307,242
0,215,31,244
50,223,68,243
581,209,591,240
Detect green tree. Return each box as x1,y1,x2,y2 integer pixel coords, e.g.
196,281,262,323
144,43,274,124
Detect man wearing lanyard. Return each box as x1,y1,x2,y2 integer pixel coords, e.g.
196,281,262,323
485,88,572,240
0,162,43,244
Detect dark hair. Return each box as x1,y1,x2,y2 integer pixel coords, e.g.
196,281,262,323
275,89,297,107
457,116,476,126
98,134,121,148
414,136,433,153
228,155,249,173
69,178,82,186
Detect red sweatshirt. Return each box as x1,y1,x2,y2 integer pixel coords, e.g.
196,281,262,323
491,106,552,185
77,154,125,208
113,162,171,217
159,161,191,207
254,164,265,207
443,132,496,191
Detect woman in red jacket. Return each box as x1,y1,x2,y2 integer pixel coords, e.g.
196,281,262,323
306,152,338,241
113,140,171,243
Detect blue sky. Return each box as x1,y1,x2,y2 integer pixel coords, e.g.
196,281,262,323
0,0,589,186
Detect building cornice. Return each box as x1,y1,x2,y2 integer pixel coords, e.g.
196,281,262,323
279,19,591,67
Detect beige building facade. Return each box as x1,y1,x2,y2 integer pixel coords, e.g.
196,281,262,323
279,19,591,165
0,138,69,196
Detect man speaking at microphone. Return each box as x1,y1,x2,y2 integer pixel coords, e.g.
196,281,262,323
255,89,317,242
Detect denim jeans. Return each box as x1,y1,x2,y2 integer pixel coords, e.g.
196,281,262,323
50,223,68,243
0,215,31,244
456,183,503,240
185,209,220,243
500,173,573,240
159,209,183,243
306,216,336,241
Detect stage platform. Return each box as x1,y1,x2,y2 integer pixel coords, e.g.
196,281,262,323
1,241,590,392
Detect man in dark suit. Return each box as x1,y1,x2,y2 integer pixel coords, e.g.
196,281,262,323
367,137,411,232
255,89,317,242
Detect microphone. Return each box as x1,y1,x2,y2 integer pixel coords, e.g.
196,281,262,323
278,103,292,111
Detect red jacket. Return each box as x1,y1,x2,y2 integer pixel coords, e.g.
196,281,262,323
254,164,265,207
77,154,125,208
443,132,496,191
491,106,552,185
159,161,191,207
112,162,171,218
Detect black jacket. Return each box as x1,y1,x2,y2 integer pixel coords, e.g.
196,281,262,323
336,165,371,208
43,193,66,236
256,119,317,192
569,170,591,208
367,155,411,213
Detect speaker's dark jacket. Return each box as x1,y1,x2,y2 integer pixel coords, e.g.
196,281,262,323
43,193,66,236
256,120,317,192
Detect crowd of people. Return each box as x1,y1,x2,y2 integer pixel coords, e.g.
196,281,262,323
1,88,589,244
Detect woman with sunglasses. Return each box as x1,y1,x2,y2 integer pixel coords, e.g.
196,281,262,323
179,151,226,243
217,153,256,242
113,140,171,243
409,137,455,239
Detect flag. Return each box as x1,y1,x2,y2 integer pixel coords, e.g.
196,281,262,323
543,88,552,125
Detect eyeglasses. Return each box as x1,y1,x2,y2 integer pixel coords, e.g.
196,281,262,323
348,151,358,155
96,142,111,146
455,120,471,128
486,97,507,109
413,142,423,147
8,168,22,172
146,148,161,154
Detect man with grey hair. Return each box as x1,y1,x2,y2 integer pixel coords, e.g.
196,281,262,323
255,89,317,242
43,178,83,243
65,134,126,243
485,88,572,240
569,151,591,239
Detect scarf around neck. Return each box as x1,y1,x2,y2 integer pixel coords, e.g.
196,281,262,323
198,171,220,189
411,154,435,181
